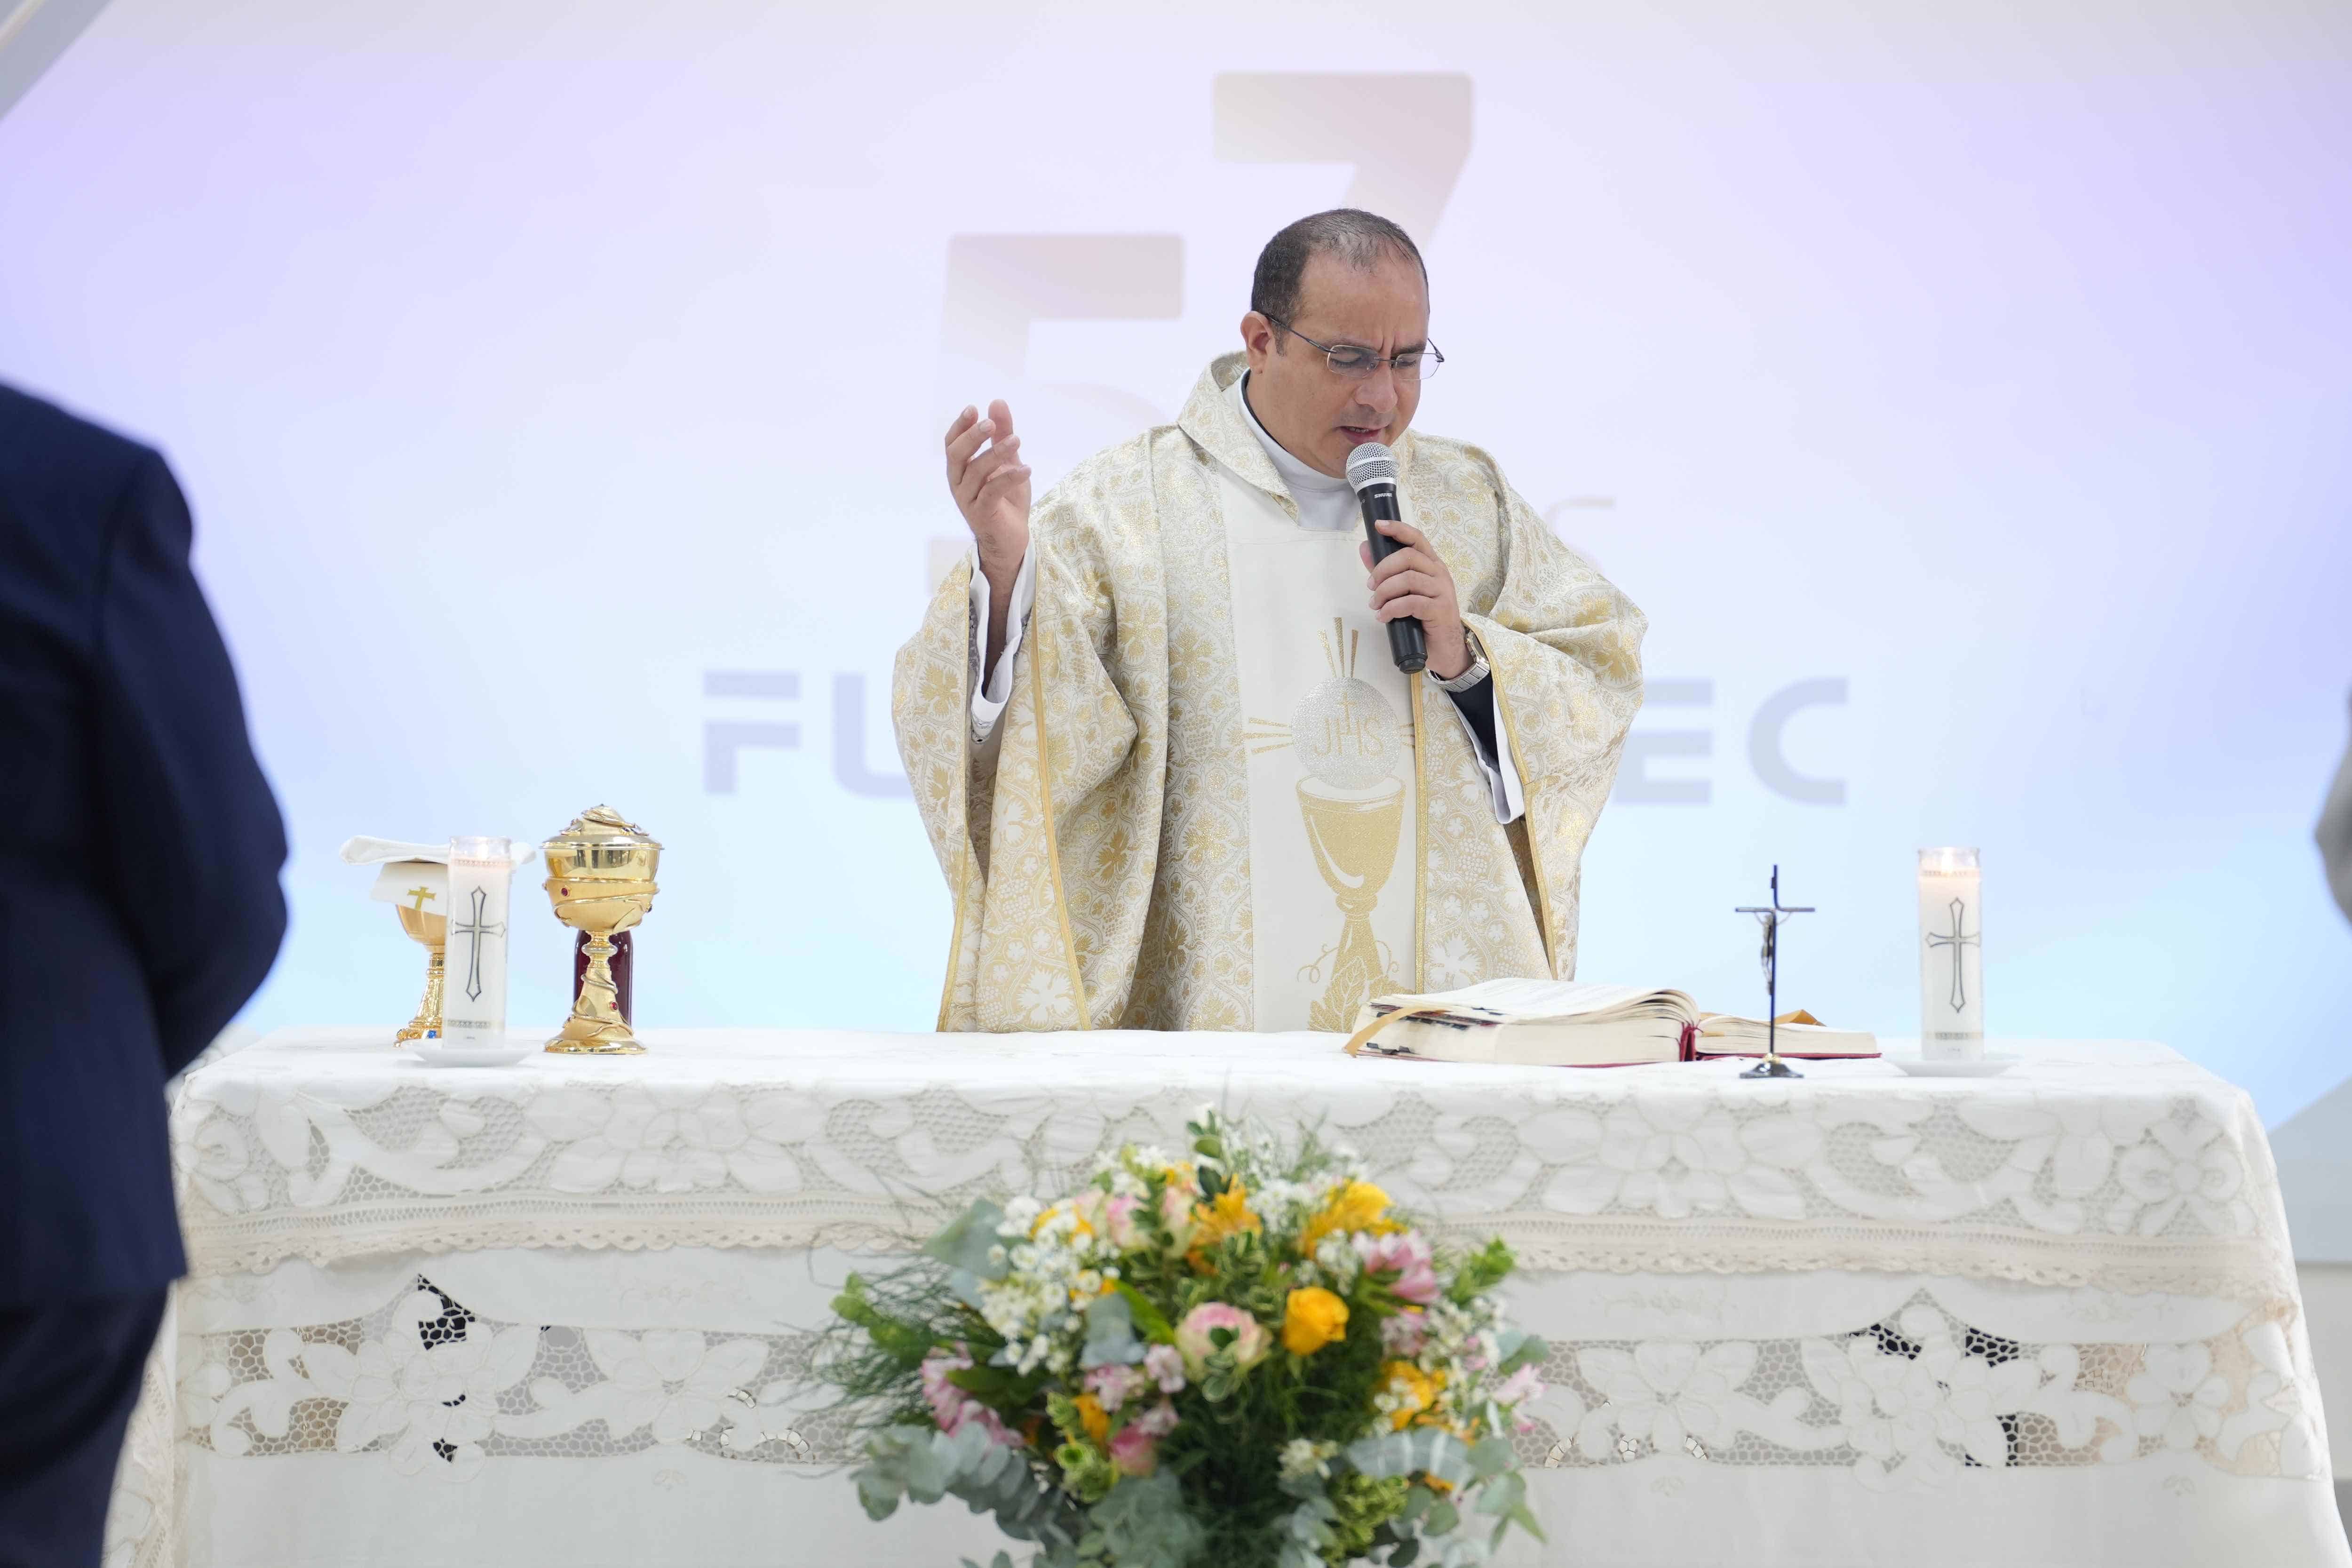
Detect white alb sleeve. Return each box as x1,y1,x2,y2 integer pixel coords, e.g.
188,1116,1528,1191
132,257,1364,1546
1439,684,1526,825
968,546,1037,745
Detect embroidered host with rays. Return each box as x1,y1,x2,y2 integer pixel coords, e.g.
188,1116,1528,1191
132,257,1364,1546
894,209,1645,1032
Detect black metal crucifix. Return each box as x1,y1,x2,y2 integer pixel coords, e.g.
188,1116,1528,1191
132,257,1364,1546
1734,865,1813,1079
451,885,506,1003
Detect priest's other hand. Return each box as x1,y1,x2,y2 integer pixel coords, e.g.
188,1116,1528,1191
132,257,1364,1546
946,399,1031,585
1362,518,1470,679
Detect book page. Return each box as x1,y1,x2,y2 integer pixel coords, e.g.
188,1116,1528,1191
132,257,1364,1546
1375,978,1681,1021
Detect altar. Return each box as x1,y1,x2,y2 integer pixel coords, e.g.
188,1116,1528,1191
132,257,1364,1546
107,1029,2350,1567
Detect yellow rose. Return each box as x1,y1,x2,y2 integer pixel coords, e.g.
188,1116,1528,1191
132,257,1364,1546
1300,1180,1397,1255
1281,1286,1351,1356
1073,1392,1110,1447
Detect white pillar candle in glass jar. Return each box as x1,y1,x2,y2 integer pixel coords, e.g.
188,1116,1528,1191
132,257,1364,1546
442,836,521,1047
1916,847,1984,1060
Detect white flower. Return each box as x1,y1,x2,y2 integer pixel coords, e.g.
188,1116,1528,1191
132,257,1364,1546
580,1329,770,1444
2106,1116,2249,1236
1279,1438,1339,1481
1574,1341,1756,1459
2126,1343,2227,1452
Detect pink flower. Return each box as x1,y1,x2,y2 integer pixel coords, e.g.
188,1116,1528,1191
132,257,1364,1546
1494,1364,1545,1406
1109,1422,1159,1476
1381,1312,1430,1354
1071,1192,1146,1252
1132,1398,1179,1437
1157,1185,1197,1250
920,1350,1016,1445
1085,1364,1146,1414
1354,1231,1441,1305
1143,1344,1186,1393
1173,1303,1270,1377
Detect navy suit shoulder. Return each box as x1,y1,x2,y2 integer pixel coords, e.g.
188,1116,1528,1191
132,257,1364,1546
0,382,287,1304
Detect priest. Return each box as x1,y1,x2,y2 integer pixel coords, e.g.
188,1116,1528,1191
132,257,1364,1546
893,209,1645,1032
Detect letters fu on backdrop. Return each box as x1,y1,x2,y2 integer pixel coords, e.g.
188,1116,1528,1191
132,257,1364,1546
891,209,1648,1034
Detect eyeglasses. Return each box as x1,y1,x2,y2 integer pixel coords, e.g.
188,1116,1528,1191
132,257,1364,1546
1270,320,1444,383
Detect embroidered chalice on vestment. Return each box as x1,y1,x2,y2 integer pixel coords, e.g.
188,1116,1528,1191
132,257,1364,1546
1245,619,1413,1031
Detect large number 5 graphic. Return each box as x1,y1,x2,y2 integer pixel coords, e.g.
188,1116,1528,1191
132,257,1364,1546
1213,73,1475,240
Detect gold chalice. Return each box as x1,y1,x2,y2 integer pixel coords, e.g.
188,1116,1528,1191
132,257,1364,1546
542,805,660,1054
393,891,447,1043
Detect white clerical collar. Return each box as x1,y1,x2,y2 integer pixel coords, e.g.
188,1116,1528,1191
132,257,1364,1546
1230,371,1352,501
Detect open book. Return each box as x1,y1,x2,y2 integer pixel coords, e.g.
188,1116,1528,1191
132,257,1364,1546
1692,1010,1878,1060
1347,979,1877,1067
1348,979,1699,1067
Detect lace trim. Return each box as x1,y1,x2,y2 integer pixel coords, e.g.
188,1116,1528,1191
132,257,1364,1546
118,1268,2324,1568
172,1064,2299,1305
173,1208,2293,1307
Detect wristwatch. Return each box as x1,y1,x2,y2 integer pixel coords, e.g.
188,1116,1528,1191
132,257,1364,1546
1427,633,1490,694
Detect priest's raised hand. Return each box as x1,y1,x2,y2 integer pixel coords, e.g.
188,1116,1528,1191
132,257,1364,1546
944,398,1030,674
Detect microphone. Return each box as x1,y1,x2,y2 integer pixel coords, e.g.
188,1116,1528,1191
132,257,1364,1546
1346,442,1427,674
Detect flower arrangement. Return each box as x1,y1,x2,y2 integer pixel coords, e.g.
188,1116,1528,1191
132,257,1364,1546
819,1110,1548,1568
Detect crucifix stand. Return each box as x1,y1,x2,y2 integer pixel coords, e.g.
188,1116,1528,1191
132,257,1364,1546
1735,865,1814,1080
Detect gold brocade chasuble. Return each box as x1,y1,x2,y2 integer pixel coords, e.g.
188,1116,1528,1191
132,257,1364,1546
892,354,1646,1033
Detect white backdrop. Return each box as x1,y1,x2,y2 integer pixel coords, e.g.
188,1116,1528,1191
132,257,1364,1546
2,0,2348,1119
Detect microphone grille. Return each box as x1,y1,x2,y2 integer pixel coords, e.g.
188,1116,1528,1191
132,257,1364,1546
1345,442,1398,492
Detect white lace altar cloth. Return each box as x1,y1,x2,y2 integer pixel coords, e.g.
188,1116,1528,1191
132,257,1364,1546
174,1030,2297,1304
111,1030,2347,1567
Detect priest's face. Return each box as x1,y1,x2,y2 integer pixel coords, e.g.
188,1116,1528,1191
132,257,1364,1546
1240,251,1428,480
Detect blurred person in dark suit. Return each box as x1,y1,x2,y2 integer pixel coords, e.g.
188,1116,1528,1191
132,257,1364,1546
0,384,286,1568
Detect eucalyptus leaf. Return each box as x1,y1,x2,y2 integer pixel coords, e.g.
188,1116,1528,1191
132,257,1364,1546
1080,1292,1144,1369
849,1425,1082,1551
1347,1428,1474,1488
1469,1437,1516,1480
1084,1471,1207,1568
925,1200,1010,1281
1495,1331,1549,1375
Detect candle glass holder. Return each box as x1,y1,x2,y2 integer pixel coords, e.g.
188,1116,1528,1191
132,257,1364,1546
1917,847,1984,1060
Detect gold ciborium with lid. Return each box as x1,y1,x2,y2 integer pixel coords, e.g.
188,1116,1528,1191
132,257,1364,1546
541,806,660,1053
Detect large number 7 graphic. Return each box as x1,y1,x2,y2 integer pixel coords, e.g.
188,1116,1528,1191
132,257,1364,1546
1213,73,1475,241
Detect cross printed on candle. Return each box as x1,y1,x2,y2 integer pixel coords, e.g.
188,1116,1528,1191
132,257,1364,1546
1925,896,1980,1012
451,886,506,1003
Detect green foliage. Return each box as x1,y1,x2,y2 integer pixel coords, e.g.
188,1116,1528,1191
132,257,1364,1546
854,1423,1081,1551
1078,1473,1208,1568
1321,1472,1411,1565
1113,1282,1176,1345
1444,1238,1516,1305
